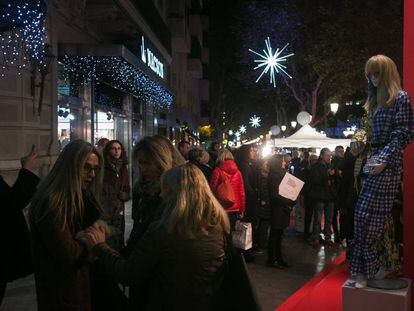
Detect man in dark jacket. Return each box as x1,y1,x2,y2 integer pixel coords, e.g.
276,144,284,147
0,145,39,305
309,148,336,248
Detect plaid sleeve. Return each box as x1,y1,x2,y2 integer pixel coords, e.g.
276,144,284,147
378,91,414,164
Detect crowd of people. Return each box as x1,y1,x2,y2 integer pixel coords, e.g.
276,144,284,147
0,54,413,309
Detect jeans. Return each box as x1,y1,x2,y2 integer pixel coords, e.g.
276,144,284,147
312,201,334,241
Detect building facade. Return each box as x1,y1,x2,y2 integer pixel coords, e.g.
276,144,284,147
0,0,209,182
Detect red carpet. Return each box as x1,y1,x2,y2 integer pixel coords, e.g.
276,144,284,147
276,252,349,311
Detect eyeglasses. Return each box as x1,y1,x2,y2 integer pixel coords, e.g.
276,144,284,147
83,164,101,174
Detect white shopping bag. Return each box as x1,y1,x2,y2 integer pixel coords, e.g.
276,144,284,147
232,221,253,250
279,172,305,201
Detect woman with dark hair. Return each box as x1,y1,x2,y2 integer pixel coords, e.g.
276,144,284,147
266,154,295,268
102,140,130,251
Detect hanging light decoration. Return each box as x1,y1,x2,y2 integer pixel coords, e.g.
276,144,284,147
249,37,294,88
0,1,47,76
60,55,173,110
249,115,261,128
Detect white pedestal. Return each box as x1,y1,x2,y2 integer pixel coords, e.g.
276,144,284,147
342,278,411,311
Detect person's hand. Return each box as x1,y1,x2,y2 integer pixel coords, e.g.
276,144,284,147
86,226,106,245
372,163,387,175
92,219,109,234
21,144,37,173
76,230,96,250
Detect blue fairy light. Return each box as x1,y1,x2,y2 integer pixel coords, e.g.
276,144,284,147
60,55,173,110
0,1,47,76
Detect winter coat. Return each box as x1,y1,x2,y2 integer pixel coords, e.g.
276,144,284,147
237,161,257,205
94,224,226,311
268,170,295,230
127,181,164,258
256,172,270,219
30,193,101,311
102,162,130,250
0,169,39,283
210,160,245,213
191,161,213,181
309,160,335,202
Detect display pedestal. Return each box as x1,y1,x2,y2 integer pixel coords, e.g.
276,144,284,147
342,278,411,311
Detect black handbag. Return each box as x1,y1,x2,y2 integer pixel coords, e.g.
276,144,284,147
216,235,262,311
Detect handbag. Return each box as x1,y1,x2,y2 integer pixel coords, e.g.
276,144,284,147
214,169,236,209
232,220,253,250
215,235,262,311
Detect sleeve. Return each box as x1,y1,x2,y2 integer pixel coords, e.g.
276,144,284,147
239,163,255,197
94,228,161,286
209,168,221,191
378,92,414,164
36,213,87,267
309,164,326,186
8,169,40,210
238,171,246,213
119,167,131,202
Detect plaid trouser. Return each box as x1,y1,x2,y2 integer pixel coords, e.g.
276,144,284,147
349,168,400,278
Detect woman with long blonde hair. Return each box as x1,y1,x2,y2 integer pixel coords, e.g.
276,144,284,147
29,140,104,311
350,55,414,288
130,136,185,245
83,164,230,310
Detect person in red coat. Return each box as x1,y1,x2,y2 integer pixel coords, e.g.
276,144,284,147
210,149,245,230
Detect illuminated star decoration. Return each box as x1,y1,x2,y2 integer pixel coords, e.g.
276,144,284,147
235,131,241,138
239,125,247,134
249,115,261,128
249,37,294,87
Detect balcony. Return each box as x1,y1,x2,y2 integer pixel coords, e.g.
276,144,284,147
168,16,191,53
200,79,209,101
188,36,202,78
189,14,202,42
201,47,209,64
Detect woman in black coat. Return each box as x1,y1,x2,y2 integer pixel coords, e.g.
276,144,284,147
266,154,295,268
0,145,39,305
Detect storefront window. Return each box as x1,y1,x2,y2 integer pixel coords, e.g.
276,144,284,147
57,107,81,151
95,111,115,144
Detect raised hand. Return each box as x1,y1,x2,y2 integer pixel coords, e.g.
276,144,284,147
22,144,38,173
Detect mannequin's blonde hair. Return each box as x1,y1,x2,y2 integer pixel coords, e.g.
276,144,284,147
364,55,401,115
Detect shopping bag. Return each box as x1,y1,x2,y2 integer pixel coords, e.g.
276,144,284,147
232,221,252,250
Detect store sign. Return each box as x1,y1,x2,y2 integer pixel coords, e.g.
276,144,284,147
140,36,164,79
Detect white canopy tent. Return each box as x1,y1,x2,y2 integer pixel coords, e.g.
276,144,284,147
272,124,352,150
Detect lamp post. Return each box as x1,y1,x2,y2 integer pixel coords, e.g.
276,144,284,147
281,125,287,132
291,121,297,128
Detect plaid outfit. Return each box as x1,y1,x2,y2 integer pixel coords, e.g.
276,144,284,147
350,91,414,278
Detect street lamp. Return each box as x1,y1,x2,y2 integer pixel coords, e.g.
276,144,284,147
281,125,287,132
290,121,297,128
330,102,339,114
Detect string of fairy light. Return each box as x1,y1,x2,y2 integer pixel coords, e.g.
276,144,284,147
0,1,47,76
60,55,173,110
